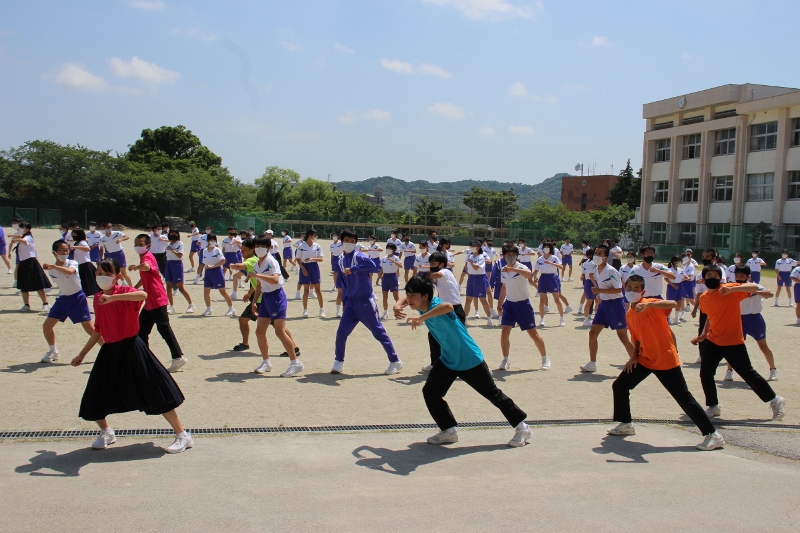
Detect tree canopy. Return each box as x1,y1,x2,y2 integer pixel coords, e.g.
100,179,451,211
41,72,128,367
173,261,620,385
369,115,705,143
607,159,642,209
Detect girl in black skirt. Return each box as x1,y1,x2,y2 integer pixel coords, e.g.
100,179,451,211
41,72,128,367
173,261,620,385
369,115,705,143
71,258,193,454
10,221,51,313
69,228,100,296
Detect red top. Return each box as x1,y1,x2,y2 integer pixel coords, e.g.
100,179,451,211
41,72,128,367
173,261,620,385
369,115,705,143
626,298,680,370
93,286,143,343
139,252,169,310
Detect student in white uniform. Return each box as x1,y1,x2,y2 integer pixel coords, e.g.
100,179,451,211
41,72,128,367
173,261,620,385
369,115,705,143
149,223,170,278
387,232,402,249
680,252,696,320
414,241,431,276
365,235,384,285
192,225,212,284
533,243,566,327
746,249,767,284
99,222,133,286
200,234,235,317
774,249,797,306
379,243,402,320
435,237,456,271
619,252,636,310
609,239,623,271
86,222,103,264
281,230,296,272
518,238,536,270
187,222,201,272
791,265,800,324
221,227,242,282
69,228,100,296
12,222,52,312
296,229,325,317
580,250,598,325
164,230,194,314
482,239,498,310
464,242,494,326
560,238,574,281
664,255,685,325
399,234,417,282
629,245,676,299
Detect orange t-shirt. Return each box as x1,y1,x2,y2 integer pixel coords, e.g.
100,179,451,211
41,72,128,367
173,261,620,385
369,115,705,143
626,298,680,370
699,284,750,346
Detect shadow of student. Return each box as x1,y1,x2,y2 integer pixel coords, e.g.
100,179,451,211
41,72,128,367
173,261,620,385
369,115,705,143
592,435,699,464
197,351,255,361
567,373,614,383
352,442,510,476
295,372,384,387
491,368,536,382
1,362,86,374
15,442,166,477
205,372,276,383
389,373,428,386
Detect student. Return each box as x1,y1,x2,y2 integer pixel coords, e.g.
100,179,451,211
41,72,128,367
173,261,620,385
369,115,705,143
229,238,260,352
665,255,685,325
608,239,623,271
199,234,235,317
436,237,456,271
366,235,384,285
745,249,767,284
387,231,402,249
482,239,498,310
7,216,22,286
680,252,696,319
774,249,796,306
65,220,79,260
792,264,800,324
187,221,201,272
86,221,103,264
163,229,194,314
70,258,192,453
148,222,169,277
464,241,494,326
403,276,532,447
99,222,133,286
560,238,574,281
489,251,507,318
40,240,97,363
281,229,296,271
297,229,325,317
619,252,636,310
11,221,52,312
230,230,251,295
192,225,213,284
0,223,11,275
690,264,785,421
532,242,565,327
495,244,549,371
379,243,402,320
221,226,242,281
413,241,430,277
518,238,535,271
606,274,725,451
69,228,100,296
332,228,402,375
581,240,591,258
580,244,635,373
690,248,718,364
427,230,438,253
629,244,676,299
580,249,598,325
722,265,778,382
399,234,417,282
129,234,187,373
249,236,304,377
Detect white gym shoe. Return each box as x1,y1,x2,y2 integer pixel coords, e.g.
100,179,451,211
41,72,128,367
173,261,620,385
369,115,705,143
472,311,480,319
336,310,343,318
254,359,273,374
384,360,403,375
92,429,116,449
186,304,195,313
573,310,583,316
559,317,565,327
202,307,213,316
192,277,200,284
302,309,309,318
490,309,500,319
319,308,326,318
230,291,239,300
172,289,178,297
19,304,30,312
486,317,494,327
331,360,344,374
40,350,59,363
422,364,433,372
539,318,546,327
583,318,592,327
723,369,733,381
166,432,193,454
167,305,176,315
607,422,636,436
508,427,532,447
695,432,725,451
310,290,317,298
773,300,779,307
705,405,721,418
227,274,233,281
768,369,778,381
564,305,573,313
167,357,187,373
544,306,550,313
225,306,236,317
498,357,511,370
770,396,785,421
12,280,18,287
281,360,305,377
541,356,551,370
567,277,573,282
580,361,597,373
295,291,301,300
427,429,458,445
381,310,389,320
186,267,195,273
41,303,51,313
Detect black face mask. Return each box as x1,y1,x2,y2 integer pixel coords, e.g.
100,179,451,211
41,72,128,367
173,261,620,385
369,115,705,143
704,278,721,289
701,258,712,266
429,266,441,273
642,255,654,263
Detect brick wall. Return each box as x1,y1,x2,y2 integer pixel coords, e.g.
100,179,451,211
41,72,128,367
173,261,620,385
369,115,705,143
560,175,619,211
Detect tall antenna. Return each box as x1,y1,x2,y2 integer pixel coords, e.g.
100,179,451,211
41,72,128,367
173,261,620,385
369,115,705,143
327,173,331,183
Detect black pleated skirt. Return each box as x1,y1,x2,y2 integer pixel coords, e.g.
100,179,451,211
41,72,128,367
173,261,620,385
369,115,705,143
78,262,100,296
17,257,52,293
79,336,185,421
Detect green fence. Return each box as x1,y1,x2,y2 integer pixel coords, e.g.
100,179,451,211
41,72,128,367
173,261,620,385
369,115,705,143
0,207,12,226
39,208,62,228
14,208,38,225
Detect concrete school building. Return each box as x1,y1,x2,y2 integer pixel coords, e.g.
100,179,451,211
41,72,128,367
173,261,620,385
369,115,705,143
637,83,800,259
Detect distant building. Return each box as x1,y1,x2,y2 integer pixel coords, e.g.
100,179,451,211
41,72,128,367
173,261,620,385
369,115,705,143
561,174,619,211
365,186,386,207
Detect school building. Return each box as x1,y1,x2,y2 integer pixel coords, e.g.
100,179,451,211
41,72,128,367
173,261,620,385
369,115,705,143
560,174,618,211
637,83,800,258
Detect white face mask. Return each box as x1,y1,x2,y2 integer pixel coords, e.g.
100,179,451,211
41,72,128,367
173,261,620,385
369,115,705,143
782,254,788,258
733,257,741,264
55,253,68,262
96,275,116,291
89,226,96,231
682,257,689,265
342,242,356,253
11,223,18,230
205,229,212,234
105,229,112,234
625,291,644,303
134,246,148,255
627,257,635,264
473,248,481,254
207,241,216,248
254,248,268,258
592,256,603,266
752,253,758,258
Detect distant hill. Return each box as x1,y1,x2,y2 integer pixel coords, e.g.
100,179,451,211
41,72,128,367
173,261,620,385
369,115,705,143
334,173,569,212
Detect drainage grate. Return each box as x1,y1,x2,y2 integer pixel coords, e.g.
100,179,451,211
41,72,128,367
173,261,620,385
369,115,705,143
1,419,797,440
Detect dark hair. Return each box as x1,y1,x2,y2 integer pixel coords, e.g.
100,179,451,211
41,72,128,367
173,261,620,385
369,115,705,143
52,239,69,252
595,244,610,257
519,238,527,244
386,243,397,252
436,237,451,252
227,226,236,233
402,234,410,239
153,221,162,228
11,216,21,223
97,258,121,275
135,233,151,245
418,240,428,248
585,248,594,258
206,233,217,242
72,228,86,242
368,235,377,241
626,274,645,289
68,220,79,228
703,248,718,259
168,230,180,241
303,229,318,241
752,249,759,254
639,244,655,254
581,240,588,245
781,249,789,255
20,221,33,236
88,220,97,226
404,275,435,300
669,255,681,268
734,265,751,278
428,229,437,237
428,251,447,265
239,230,249,238
501,244,519,256
340,228,358,241
253,236,271,248
701,264,723,278
241,237,255,250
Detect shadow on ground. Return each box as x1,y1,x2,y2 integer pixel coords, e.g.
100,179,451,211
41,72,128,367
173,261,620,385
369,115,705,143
352,441,510,476
15,442,166,477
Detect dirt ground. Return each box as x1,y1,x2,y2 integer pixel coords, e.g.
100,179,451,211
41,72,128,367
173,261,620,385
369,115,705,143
1,227,797,432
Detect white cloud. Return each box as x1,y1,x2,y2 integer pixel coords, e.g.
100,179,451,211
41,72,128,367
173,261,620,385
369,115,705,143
565,82,590,92
52,63,108,91
170,27,218,42
279,40,302,51
422,0,538,20
334,42,354,54
428,102,465,119
109,56,180,84
418,63,454,79
127,0,165,10
509,82,557,103
381,58,414,74
590,35,611,47
338,109,391,124
509,81,528,96
509,125,535,135
477,127,496,137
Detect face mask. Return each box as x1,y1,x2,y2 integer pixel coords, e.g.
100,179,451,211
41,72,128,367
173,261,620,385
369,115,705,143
163,228,169,233
55,253,68,262
682,257,689,265
96,275,116,291
429,266,442,273
592,256,603,266
505,254,517,264
704,278,721,290
404,239,409,243
72,235,79,242
89,226,96,231
782,254,789,259
369,240,376,244
543,248,551,255
11,223,18,230
205,229,211,234
342,242,356,253
105,229,112,234
627,257,635,264
701,258,712,266
642,255,654,263
625,291,643,304
332,236,339,242
207,241,216,247
134,246,149,255
473,248,481,254
733,257,741,264
254,248,268,258
169,235,179,241
752,253,758,258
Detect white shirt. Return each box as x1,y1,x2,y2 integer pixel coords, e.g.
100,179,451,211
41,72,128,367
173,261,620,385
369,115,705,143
594,264,623,300
100,231,125,253
466,252,485,275
610,245,623,259
202,246,225,267
166,240,184,261
17,235,37,260
415,253,430,272
190,227,201,242
740,285,767,316
367,242,383,259
501,261,532,302
482,246,497,264
254,253,283,292
534,254,561,275
582,260,597,281
619,262,635,283
49,259,83,296
72,240,91,264
746,257,766,272
222,236,242,254
791,266,800,282
387,237,402,247
86,230,102,250
433,268,461,305
270,241,280,254
682,262,695,282
282,235,292,247
380,255,401,274
151,232,170,254
297,241,323,262
718,265,729,282
630,263,670,298
776,258,797,272
330,241,343,257
668,266,684,284
560,243,574,257
399,242,416,256
519,246,535,264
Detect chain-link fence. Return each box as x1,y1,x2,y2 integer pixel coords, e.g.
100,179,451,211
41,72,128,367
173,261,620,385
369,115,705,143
0,207,13,226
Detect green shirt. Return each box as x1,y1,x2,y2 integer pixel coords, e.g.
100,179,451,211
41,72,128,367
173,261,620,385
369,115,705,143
244,256,262,303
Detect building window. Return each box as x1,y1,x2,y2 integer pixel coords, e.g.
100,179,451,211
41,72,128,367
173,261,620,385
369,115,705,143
682,134,702,159
652,181,669,203
749,121,778,151
789,171,800,200
793,118,800,147
711,176,733,202
747,173,774,201
678,223,697,246
581,193,588,212
714,128,735,156
786,225,800,252
680,178,699,203
655,139,671,162
650,223,666,245
711,223,731,249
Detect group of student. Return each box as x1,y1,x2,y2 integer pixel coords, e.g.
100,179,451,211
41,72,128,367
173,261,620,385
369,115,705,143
2,220,796,456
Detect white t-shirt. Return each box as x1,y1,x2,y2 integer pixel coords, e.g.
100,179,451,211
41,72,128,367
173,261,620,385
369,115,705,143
166,240,184,261
282,235,292,247
269,241,280,255
433,268,461,305
466,252,485,275
202,247,225,267
381,255,401,274
398,242,416,257
86,230,102,250
387,237,402,247
367,242,383,259
775,258,797,272
222,236,242,254
682,262,696,282
534,254,561,275
582,245,591,257
667,266,684,285
297,241,323,262
560,243,574,257
100,231,125,253
582,260,597,281
610,245,623,259
501,261,532,302
415,253,430,272
746,257,766,272
49,259,83,296
482,246,497,264
190,227,201,242
630,263,670,298
149,232,169,254
594,264,623,300
254,254,283,292
718,265,729,282
619,262,635,283
330,241,343,257
791,266,800,282
740,285,767,316
72,240,91,264
519,246,536,264
17,235,37,260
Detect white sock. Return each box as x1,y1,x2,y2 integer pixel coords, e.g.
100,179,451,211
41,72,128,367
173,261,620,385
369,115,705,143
49,344,57,352
336,305,341,312
711,431,721,438
515,421,529,431
445,427,457,434
541,355,547,360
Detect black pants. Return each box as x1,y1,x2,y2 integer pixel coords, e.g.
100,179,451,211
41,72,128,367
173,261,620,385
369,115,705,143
613,364,715,435
428,305,466,364
423,360,527,430
611,258,622,271
138,306,183,359
699,341,775,407
698,312,707,336
153,253,167,278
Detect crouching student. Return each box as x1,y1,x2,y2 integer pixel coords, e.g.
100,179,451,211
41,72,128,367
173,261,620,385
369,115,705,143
404,276,532,447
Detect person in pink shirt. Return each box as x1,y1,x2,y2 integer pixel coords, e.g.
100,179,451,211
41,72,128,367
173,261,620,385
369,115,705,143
129,234,187,373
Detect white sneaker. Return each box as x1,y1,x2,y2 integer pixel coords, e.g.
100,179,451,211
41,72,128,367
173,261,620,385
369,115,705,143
6,268,11,274
281,360,305,377
723,369,733,381
227,274,233,281
186,267,195,273
679,314,687,322
507,427,532,447
384,360,403,375
422,364,433,372
319,308,326,318
498,357,511,370
564,305,573,313
172,289,178,296
254,359,273,374
583,318,592,327
796,318,800,325
490,309,499,319
607,422,636,436
472,311,480,319
92,429,116,449
302,309,309,318
310,290,317,298
168,357,187,373
295,291,301,300
541,356,551,370
768,369,778,381
13,280,18,287
427,429,458,445
486,317,494,327
695,432,725,451
568,277,573,282
239,281,246,289
186,304,196,313
559,317,565,327
167,305,176,315
705,404,721,418
580,361,597,373
19,304,31,312
573,310,583,316
331,360,344,374
539,318,545,327
773,300,779,307
544,306,550,313
192,277,200,284
41,303,51,313
225,306,236,317
336,310,343,318
166,432,193,454
381,310,389,320
202,307,213,316
230,291,239,300
770,396,785,421
41,350,59,363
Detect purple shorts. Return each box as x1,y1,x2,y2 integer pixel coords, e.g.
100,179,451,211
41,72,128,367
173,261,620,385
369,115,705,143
741,314,766,341
404,255,416,270
562,255,573,266
331,255,341,272
584,279,595,300
537,273,560,294
283,246,293,259
257,289,288,321
466,275,487,298
299,261,321,285
681,279,695,299
777,271,792,286
203,267,226,289
592,298,627,330
164,260,184,284
104,249,126,268
795,284,800,304
0,242,5,256
750,271,761,284
666,283,682,302
190,241,202,253
371,258,381,271
89,247,101,262
48,291,91,324
500,299,537,331
223,252,238,269
521,262,533,271
382,272,399,292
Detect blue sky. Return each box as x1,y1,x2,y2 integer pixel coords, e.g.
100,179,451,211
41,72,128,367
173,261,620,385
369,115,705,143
1,0,798,185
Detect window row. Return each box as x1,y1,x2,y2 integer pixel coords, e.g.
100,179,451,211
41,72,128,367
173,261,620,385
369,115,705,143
652,171,800,204
648,223,800,251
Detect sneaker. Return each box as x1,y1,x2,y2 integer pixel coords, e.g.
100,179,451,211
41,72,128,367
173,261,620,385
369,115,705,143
768,369,778,381
381,310,389,320
539,318,545,327
573,310,583,316
770,396,785,421
225,306,236,317
507,427,533,447
568,277,573,282
564,305,573,313
302,309,309,318
695,432,725,451
490,309,500,319
172,289,178,297
186,304,195,313
92,429,116,449
544,306,550,313
295,291,301,300
773,300,779,307
319,308,326,318
166,432,194,454
541,356,551,370
336,310,343,318
679,314,687,322
422,364,433,372
384,360,403,375
486,317,494,327
559,317,565,327
202,307,213,316
695,356,702,364
583,318,592,327
19,304,31,312
40,350,59,363
278,347,301,358
254,359,273,374
427,429,458,445
232,343,249,351
331,360,344,374
281,360,305,377
227,274,233,281
167,305,176,315
607,422,636,436
192,276,200,285
41,303,51,313
230,291,239,300
167,357,187,373
498,358,511,370
186,267,195,273
472,311,480,319
580,361,597,373
705,405,721,418
310,290,317,298
723,369,733,381
796,318,800,325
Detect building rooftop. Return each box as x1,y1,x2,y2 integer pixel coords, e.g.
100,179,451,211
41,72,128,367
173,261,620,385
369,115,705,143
642,83,800,120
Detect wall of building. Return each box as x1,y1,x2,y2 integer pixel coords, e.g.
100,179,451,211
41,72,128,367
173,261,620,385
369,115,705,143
560,175,618,211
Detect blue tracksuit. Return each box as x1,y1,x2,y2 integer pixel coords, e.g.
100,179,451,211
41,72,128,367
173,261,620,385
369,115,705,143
335,251,398,362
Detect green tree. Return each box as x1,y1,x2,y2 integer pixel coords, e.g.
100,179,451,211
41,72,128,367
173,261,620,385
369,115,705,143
462,187,518,226
749,221,780,251
127,125,222,171
607,159,641,209
254,166,301,212
414,198,444,226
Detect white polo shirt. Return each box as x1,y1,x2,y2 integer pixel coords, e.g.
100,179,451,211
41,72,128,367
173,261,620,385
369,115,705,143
398,241,416,257
330,241,343,257
100,231,125,253
297,241,323,262
560,243,574,257
746,257,766,272
86,230,102,250
534,254,561,275
415,252,430,272
501,261,532,302
222,236,241,254
166,240,184,261
49,259,83,296
466,252,485,275
381,255,401,274
740,285,766,316
202,247,225,267
254,253,283,292
519,246,536,264
630,262,670,298
594,264,623,300
433,268,461,305
776,258,796,272
149,232,169,254
72,241,91,264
